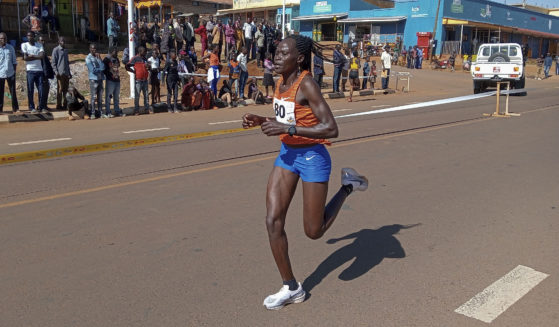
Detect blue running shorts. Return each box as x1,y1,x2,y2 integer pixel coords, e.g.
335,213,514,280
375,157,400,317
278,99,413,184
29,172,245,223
274,143,332,183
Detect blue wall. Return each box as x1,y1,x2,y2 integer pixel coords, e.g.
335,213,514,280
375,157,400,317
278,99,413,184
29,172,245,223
443,0,559,34
299,0,558,55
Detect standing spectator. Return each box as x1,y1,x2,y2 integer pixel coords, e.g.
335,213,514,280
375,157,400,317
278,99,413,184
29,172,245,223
381,45,392,89
22,7,42,35
185,17,195,49
255,25,265,68
369,60,377,89
52,36,72,111
37,36,54,111
21,31,45,114
341,48,350,92
203,44,220,97
416,47,423,69
234,19,244,53
347,52,360,102
225,20,236,61
163,50,180,113
85,43,105,119
103,47,123,117
237,46,249,99
0,32,19,114
250,19,258,60
65,86,87,120
536,55,544,80
410,46,417,69
313,48,324,88
107,12,120,49
126,46,151,115
543,52,552,79
332,44,344,93
150,18,162,47
147,47,162,106
206,16,215,46
449,51,456,72
195,19,208,56
361,56,370,89
243,19,253,61
211,20,224,62
263,52,275,98
161,18,175,60
228,53,240,96
407,46,413,69
555,54,559,75
175,18,185,52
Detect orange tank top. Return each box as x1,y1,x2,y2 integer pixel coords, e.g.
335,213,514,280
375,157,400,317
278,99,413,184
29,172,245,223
273,70,331,146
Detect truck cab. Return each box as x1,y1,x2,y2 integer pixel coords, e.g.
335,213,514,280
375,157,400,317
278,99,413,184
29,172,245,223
471,43,525,94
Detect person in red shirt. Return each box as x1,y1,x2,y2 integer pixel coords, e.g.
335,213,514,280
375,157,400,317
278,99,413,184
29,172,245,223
125,46,151,115
242,35,368,310
194,20,208,57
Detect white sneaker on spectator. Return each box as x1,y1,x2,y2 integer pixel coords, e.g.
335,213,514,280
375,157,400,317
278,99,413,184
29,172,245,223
263,283,306,310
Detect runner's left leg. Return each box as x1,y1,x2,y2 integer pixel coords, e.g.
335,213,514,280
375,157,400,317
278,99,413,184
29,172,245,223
302,181,349,240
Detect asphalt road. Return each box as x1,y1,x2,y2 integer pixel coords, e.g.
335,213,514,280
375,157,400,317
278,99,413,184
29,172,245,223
1,72,558,326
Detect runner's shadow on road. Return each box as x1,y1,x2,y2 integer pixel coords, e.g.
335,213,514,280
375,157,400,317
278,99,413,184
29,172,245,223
303,224,420,295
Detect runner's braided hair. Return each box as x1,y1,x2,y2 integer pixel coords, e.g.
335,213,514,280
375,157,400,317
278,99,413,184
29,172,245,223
285,34,333,72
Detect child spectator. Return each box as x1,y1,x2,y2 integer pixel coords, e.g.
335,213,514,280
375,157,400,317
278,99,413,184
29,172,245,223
164,50,180,112
181,77,196,111
247,78,264,104
228,53,240,97
348,52,360,102
449,51,456,72
188,45,198,68
262,52,275,99
147,47,162,106
218,79,235,107
369,60,377,89
203,44,221,97
65,86,88,120
362,56,370,90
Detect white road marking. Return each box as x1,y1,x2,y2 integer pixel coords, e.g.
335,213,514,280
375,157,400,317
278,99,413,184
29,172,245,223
208,120,243,125
332,109,352,112
122,127,170,134
9,138,72,146
336,92,499,118
371,105,390,108
455,265,549,323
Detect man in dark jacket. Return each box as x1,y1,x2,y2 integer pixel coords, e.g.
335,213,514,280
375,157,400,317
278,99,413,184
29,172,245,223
333,44,344,93
313,49,324,88
51,36,71,110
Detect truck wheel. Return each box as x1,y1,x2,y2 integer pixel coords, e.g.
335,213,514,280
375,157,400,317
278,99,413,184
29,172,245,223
488,52,510,63
516,76,527,95
473,81,481,94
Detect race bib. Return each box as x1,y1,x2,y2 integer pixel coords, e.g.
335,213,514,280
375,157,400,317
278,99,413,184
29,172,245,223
273,97,296,125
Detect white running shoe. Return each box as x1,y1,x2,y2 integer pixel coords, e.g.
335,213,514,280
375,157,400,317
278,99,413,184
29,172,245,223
263,283,306,310
341,167,369,192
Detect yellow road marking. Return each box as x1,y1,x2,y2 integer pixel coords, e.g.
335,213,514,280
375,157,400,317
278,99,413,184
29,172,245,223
0,117,489,209
1,127,251,165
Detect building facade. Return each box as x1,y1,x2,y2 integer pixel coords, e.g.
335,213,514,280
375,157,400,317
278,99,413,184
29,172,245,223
296,0,559,58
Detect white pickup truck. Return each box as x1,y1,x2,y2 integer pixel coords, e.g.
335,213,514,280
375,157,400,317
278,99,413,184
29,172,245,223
471,43,525,94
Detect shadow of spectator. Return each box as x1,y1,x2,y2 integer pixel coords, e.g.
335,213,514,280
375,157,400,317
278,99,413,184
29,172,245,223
303,224,419,293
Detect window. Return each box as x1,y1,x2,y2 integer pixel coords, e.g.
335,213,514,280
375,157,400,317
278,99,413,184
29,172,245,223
509,46,518,56
192,1,199,6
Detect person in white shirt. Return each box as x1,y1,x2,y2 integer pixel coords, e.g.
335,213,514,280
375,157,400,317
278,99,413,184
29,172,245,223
237,47,248,99
380,45,392,89
243,18,253,61
21,31,46,113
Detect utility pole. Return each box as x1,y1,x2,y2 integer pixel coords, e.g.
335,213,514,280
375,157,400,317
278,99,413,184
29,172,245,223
429,0,442,60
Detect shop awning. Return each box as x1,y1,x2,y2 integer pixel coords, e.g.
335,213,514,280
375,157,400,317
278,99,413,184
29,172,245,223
291,13,348,21
442,17,559,39
337,16,406,23
217,4,295,15
135,0,162,9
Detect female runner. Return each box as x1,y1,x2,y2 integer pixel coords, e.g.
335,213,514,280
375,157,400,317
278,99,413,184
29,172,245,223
242,35,368,310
